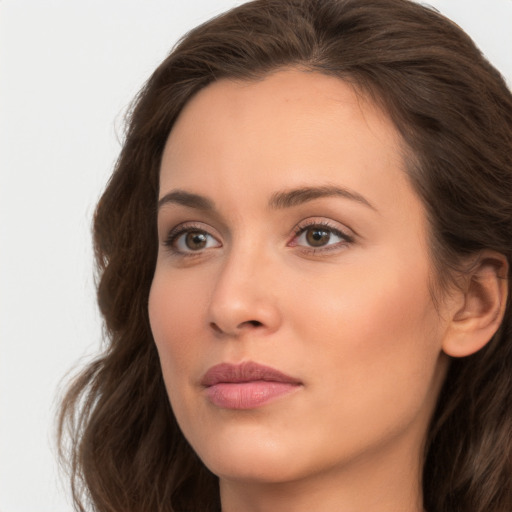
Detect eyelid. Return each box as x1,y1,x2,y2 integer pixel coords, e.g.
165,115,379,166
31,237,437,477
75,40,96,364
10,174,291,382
161,217,354,256
288,218,355,251
163,221,222,254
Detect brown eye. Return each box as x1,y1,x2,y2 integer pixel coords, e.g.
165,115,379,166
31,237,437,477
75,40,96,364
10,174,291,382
185,231,208,250
305,228,331,247
167,227,221,254
292,222,352,251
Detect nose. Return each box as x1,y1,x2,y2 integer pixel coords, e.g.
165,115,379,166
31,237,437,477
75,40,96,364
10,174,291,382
207,246,282,338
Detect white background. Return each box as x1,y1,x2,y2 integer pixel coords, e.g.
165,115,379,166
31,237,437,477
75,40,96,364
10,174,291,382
1,1,511,511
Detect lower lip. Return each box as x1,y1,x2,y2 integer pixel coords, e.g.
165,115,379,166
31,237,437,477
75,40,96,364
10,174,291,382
204,381,301,410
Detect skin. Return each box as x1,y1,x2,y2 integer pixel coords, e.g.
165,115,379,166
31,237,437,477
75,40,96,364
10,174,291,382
149,69,454,512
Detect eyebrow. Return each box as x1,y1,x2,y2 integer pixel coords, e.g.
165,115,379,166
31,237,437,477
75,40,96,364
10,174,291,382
269,185,376,211
158,190,214,211
158,185,376,212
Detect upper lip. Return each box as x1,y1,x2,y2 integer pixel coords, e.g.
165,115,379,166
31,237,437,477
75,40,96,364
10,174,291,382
201,361,302,387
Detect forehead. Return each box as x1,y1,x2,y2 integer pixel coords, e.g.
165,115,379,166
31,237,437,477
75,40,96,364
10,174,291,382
159,69,415,216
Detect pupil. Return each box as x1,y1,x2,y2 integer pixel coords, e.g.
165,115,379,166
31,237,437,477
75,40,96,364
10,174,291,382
306,228,330,247
186,231,207,250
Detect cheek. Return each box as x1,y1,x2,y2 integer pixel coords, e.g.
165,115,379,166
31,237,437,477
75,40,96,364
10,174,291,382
148,270,213,438
285,251,443,422
289,250,438,346
148,269,206,384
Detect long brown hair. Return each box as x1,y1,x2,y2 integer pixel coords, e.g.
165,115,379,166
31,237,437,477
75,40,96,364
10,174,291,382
58,1,512,511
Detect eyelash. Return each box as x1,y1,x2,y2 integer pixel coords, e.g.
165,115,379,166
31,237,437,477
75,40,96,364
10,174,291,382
290,220,354,253
164,222,220,256
163,219,354,257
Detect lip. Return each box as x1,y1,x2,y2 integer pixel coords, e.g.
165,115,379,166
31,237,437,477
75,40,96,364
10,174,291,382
201,361,302,410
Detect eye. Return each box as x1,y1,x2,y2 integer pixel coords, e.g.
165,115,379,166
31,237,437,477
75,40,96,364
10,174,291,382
290,221,354,251
165,225,222,254
299,227,334,247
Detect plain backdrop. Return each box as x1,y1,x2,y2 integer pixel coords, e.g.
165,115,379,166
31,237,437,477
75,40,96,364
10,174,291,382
1,1,511,511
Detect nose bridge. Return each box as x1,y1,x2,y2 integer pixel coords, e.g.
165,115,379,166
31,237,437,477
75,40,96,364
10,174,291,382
208,237,281,336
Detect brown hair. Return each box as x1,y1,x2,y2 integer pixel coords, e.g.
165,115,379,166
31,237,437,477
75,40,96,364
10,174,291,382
58,0,512,511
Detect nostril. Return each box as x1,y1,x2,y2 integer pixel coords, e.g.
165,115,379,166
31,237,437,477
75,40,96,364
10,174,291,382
209,322,223,334
209,319,264,334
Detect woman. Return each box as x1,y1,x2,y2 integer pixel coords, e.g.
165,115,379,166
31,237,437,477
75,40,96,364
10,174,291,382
58,0,512,511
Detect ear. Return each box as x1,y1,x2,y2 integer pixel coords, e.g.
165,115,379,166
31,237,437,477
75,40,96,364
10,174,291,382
442,251,509,358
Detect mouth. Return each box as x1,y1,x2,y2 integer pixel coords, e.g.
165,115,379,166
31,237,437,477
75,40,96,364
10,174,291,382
200,361,303,410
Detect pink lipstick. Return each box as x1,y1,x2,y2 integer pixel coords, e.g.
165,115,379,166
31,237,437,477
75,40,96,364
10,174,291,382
201,361,302,410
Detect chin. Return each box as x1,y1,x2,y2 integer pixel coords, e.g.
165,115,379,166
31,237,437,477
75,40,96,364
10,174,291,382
190,427,313,484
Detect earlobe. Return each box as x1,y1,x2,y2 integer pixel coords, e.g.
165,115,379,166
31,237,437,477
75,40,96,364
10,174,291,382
442,251,509,358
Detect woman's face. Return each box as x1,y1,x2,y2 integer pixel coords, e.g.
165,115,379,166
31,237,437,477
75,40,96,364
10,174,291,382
149,70,450,486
